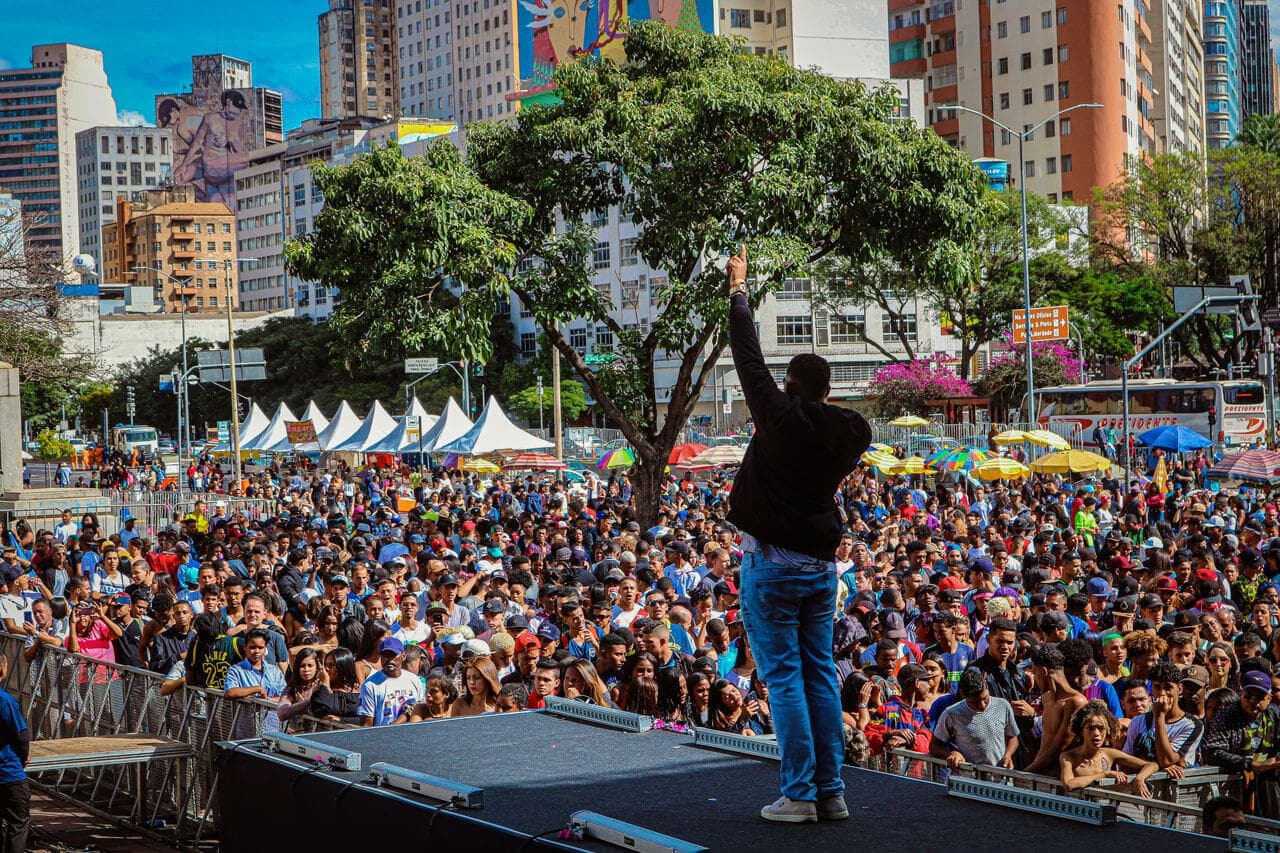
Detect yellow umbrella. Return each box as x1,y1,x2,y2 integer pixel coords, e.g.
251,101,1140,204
890,415,931,429
461,457,500,473
870,443,894,453
1028,449,1112,474
1153,455,1168,493
1025,429,1071,450
972,457,1031,481
861,449,899,470
991,429,1030,446
888,455,928,475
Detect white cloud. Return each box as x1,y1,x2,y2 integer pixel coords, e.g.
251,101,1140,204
0,58,12,71
116,109,153,127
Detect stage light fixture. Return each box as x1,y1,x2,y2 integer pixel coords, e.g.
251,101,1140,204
261,731,361,771
367,762,484,809
946,777,1115,825
691,728,780,760
568,810,707,853
1231,828,1280,853
543,696,653,732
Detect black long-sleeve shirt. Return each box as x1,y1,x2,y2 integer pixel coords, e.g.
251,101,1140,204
725,292,870,559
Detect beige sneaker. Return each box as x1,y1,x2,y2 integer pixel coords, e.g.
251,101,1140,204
818,796,848,820
760,796,817,823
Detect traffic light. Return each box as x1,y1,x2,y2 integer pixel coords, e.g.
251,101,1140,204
473,364,485,377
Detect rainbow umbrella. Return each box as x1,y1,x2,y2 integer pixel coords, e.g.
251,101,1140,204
929,446,991,474
1205,449,1280,485
597,448,636,470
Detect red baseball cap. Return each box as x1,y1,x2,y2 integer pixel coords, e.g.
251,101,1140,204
1154,576,1179,592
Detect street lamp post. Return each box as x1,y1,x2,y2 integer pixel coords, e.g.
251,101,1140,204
207,257,260,494
942,102,1102,425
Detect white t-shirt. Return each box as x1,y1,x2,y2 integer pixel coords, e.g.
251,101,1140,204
392,620,432,646
0,594,31,627
611,603,645,630
54,521,79,544
357,670,424,726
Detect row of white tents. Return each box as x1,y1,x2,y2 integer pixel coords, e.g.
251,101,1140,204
217,396,552,456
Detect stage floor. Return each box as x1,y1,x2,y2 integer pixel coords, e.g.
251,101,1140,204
220,711,1220,851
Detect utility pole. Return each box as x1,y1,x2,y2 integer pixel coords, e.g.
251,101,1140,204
552,322,563,461
537,375,545,436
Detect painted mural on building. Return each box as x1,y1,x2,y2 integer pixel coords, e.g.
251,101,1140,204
154,89,261,205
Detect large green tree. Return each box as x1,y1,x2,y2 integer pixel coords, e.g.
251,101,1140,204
287,23,985,524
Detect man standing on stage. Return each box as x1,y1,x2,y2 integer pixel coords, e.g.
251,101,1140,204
726,247,871,823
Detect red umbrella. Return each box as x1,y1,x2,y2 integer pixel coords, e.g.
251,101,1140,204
668,443,709,465
503,451,568,471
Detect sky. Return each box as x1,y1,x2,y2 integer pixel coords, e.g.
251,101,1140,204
0,0,322,128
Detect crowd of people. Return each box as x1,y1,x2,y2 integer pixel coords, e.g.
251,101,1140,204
2,444,1279,833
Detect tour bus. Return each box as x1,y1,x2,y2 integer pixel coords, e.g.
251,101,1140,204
1025,379,1266,448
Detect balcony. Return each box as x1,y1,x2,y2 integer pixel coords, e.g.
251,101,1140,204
171,247,196,259
890,23,926,42
892,57,928,76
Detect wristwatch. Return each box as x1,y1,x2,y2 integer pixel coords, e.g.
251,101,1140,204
729,282,748,298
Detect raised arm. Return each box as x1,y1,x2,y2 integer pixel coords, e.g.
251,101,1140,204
726,247,785,428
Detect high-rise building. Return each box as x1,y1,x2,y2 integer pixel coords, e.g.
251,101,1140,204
74,127,173,280
889,0,1156,204
1147,0,1206,155
716,0,890,79
396,0,517,123
1241,0,1273,117
155,55,284,205
101,185,238,313
0,44,117,264
320,0,399,118
1203,0,1243,148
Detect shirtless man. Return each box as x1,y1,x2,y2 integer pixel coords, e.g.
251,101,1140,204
1025,643,1087,774
1060,701,1157,798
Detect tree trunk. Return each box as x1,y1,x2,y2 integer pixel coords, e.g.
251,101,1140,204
629,450,670,530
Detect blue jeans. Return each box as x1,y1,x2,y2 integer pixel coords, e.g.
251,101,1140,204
740,551,844,802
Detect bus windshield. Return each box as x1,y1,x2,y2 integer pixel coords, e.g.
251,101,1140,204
124,429,157,443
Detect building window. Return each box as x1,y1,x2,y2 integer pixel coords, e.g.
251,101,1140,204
1057,6,1067,24
569,326,588,351
1062,154,1072,172
997,57,1008,74
1046,157,1057,174
592,240,611,269
1024,160,1036,177
1044,119,1056,137
882,313,917,342
1041,9,1052,27
520,332,537,358
729,8,750,27
1023,88,1033,105
1043,47,1053,65
1019,15,1030,32
830,314,866,344
1058,81,1070,98
999,92,1010,109
620,238,639,266
1044,83,1055,101
595,325,614,350
777,278,812,300
776,315,813,345
996,20,1007,38
1058,44,1068,62
775,8,786,26
1021,52,1031,70
1001,129,1012,145
590,208,608,227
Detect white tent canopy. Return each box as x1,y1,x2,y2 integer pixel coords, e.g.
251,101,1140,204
316,401,363,452
330,399,397,452
261,400,330,453
435,397,552,454
418,397,473,453
241,402,299,452
365,397,438,454
214,402,268,452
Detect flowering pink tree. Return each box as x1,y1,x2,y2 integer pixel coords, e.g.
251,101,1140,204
867,355,973,418
981,332,1085,412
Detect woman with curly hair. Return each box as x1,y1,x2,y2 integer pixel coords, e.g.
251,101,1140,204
1060,700,1157,798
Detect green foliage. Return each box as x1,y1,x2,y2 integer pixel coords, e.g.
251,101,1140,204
287,22,985,522
34,429,72,461
508,380,587,424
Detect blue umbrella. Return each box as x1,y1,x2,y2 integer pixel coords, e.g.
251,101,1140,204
1137,425,1213,453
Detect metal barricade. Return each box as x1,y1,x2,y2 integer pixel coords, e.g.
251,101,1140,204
0,633,352,847
96,492,281,537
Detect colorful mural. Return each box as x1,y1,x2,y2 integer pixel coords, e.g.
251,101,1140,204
155,88,263,206
517,0,715,94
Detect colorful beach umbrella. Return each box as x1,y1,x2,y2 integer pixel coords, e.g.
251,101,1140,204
1205,450,1280,485
461,457,501,473
870,443,894,453
991,429,1030,446
680,445,746,468
503,452,567,471
887,455,928,476
928,446,991,474
1028,449,1112,474
889,415,931,429
668,443,709,465
972,457,1031,481
1153,456,1168,493
1025,429,1071,450
1137,425,1213,453
597,448,636,470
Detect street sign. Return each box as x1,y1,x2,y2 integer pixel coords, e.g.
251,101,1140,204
197,348,267,383
1010,305,1069,344
722,403,732,415
584,353,618,365
217,421,230,442
1173,286,1241,315
405,415,422,441
404,357,439,374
